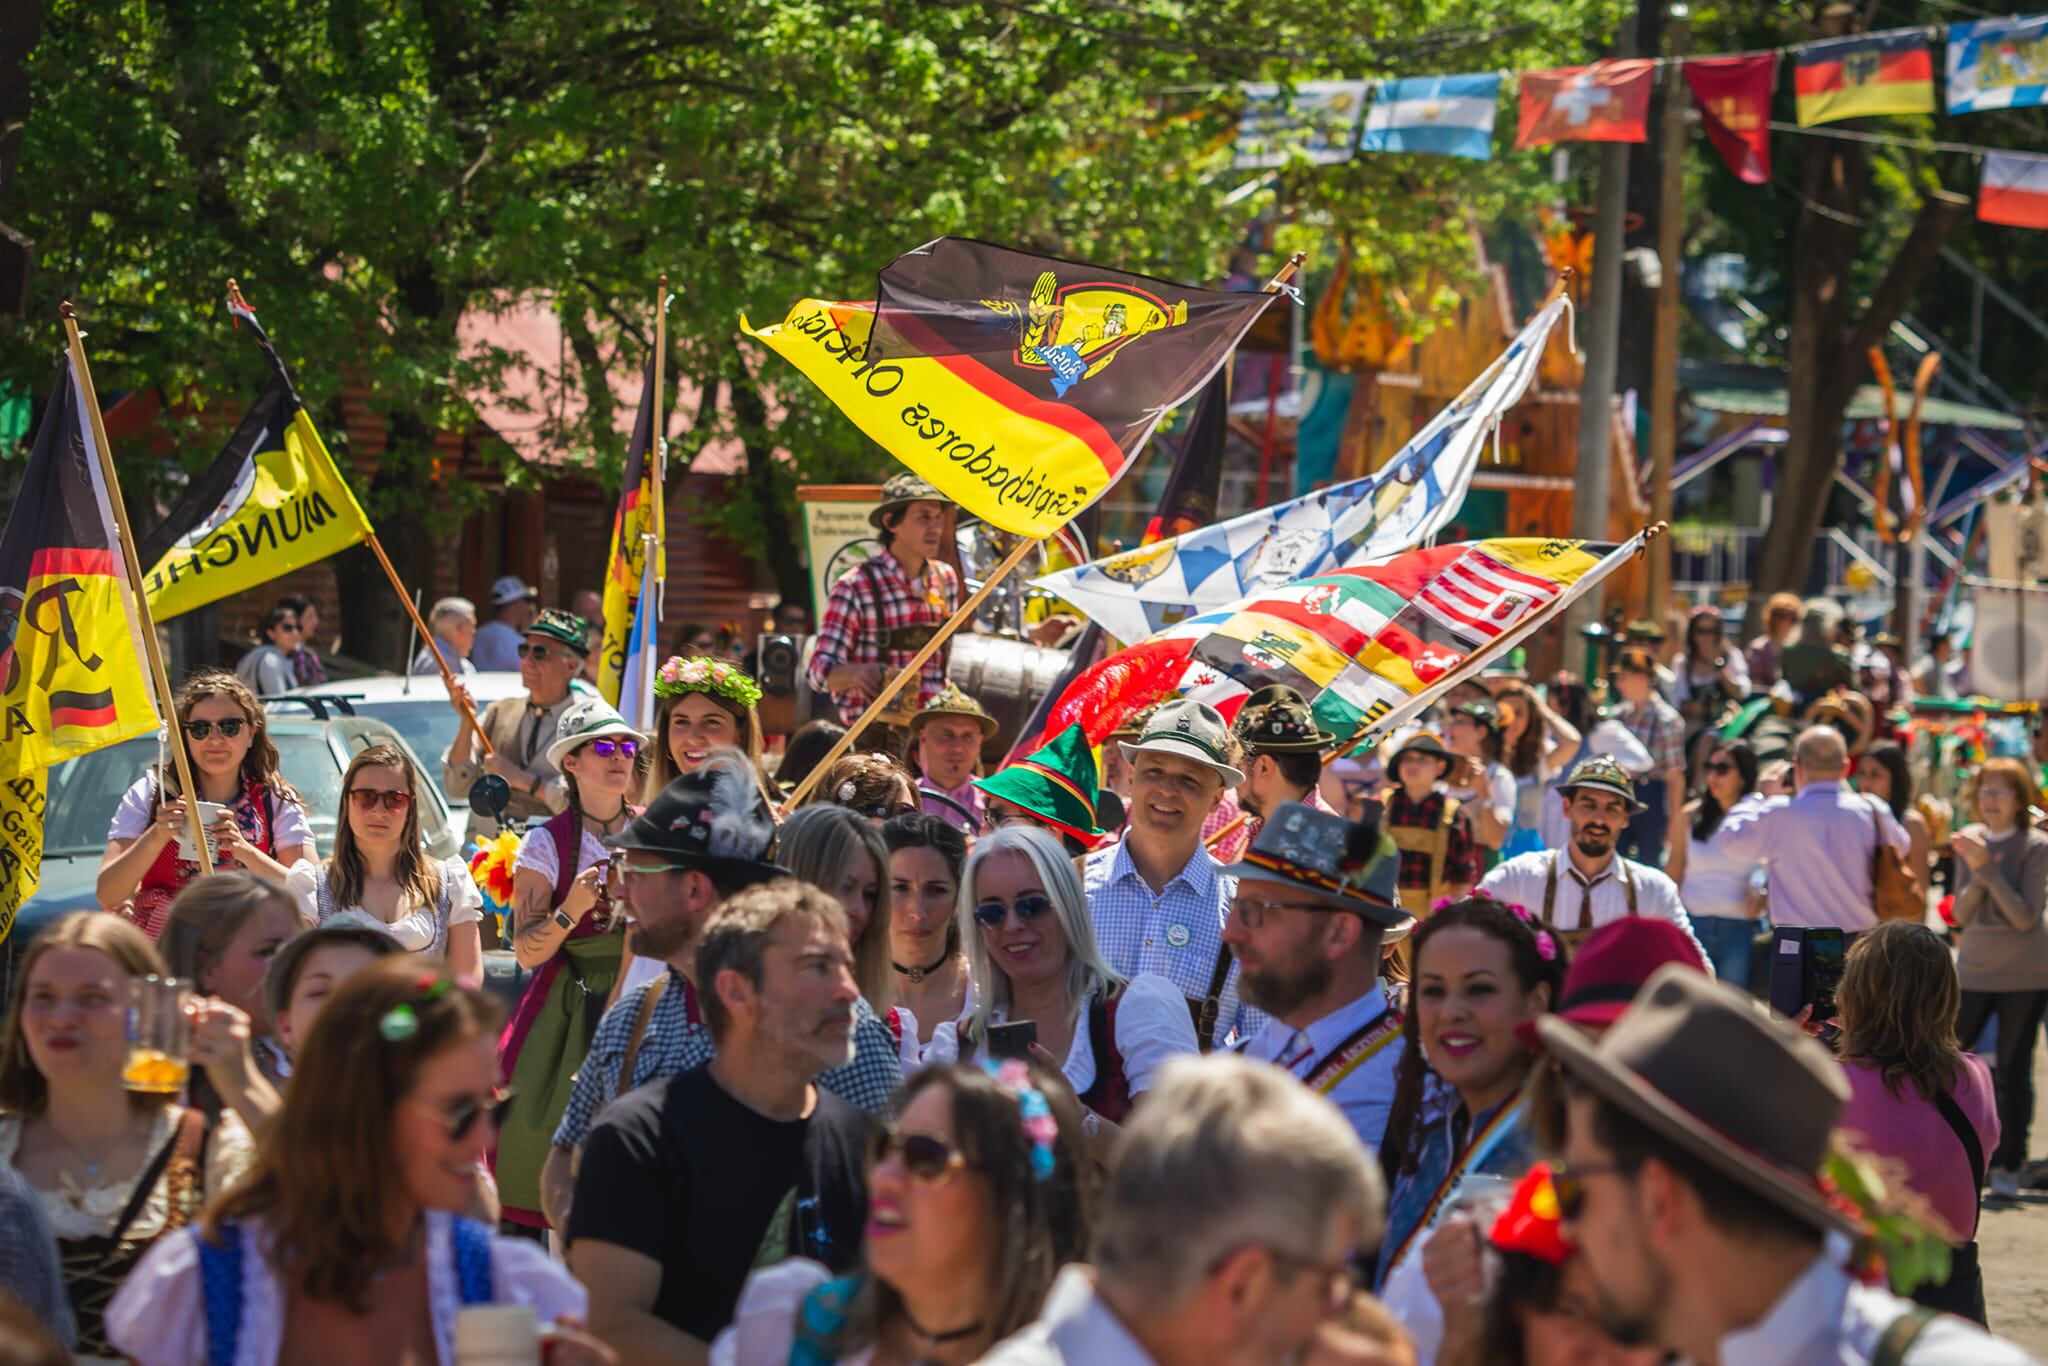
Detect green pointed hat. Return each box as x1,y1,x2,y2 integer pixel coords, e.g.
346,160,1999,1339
975,723,1117,842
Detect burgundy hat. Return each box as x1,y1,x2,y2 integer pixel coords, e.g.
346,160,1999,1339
1518,918,1708,1047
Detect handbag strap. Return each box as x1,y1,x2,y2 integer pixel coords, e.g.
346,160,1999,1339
1931,1084,1987,1236
1872,1306,1939,1366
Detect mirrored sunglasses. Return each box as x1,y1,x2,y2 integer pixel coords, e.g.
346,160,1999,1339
186,718,246,740
584,737,640,760
972,893,1055,928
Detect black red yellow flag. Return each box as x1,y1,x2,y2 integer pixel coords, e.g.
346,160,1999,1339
1,359,161,936
741,238,1277,537
139,299,372,619
596,356,664,713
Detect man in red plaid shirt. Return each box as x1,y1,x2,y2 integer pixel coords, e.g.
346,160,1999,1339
805,472,961,740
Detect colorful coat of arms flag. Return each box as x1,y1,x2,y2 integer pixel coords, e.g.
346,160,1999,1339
2,358,161,937
740,238,1279,539
1515,61,1655,148
1684,53,1778,184
1946,14,2048,115
1794,28,1936,126
597,355,665,712
138,299,373,620
1235,81,1371,168
1036,534,1647,753
1359,74,1503,161
1980,151,2048,230
1032,292,1572,643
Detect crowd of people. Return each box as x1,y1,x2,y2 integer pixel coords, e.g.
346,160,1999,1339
5,477,2044,1364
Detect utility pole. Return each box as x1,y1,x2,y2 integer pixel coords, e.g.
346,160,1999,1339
1647,5,1690,615
1566,13,1638,646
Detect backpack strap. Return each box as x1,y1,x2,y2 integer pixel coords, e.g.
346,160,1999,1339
197,1221,245,1366
451,1216,495,1306
618,975,671,1096
1931,1086,1988,1237
1872,1306,1939,1366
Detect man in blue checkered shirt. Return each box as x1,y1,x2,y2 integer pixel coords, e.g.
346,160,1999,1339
539,757,902,1230
1085,699,1265,1049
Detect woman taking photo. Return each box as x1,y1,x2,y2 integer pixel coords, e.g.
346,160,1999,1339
1670,606,1751,728
0,913,255,1358
1377,897,1565,1293
292,744,485,986
1858,740,1934,887
98,670,315,939
1491,682,1580,859
107,958,600,1365
1949,757,2048,1199
1835,922,1998,1323
1667,740,1766,989
640,655,770,803
882,813,971,1071
958,825,1197,1158
781,803,897,1009
496,697,641,1233
712,1060,1091,1365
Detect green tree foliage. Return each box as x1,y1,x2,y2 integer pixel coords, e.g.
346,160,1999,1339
4,0,1626,640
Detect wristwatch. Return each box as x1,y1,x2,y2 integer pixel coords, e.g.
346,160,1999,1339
552,907,576,931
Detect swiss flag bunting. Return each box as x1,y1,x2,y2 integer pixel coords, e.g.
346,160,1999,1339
1515,60,1656,148
1684,53,1777,185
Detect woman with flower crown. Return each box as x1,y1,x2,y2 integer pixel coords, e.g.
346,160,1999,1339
1375,895,1567,1306
642,655,771,805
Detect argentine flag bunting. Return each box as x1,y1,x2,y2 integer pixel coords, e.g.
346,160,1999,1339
1359,74,1502,161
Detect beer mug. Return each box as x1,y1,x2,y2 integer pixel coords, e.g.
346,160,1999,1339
124,975,191,1095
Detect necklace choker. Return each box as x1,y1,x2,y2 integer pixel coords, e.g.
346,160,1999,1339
892,949,952,984
899,1304,984,1345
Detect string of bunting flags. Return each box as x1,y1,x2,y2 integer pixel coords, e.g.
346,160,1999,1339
1233,14,2048,228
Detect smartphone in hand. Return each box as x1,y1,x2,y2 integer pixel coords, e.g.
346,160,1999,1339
987,1020,1037,1061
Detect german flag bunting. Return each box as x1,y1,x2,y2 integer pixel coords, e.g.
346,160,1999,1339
597,355,664,712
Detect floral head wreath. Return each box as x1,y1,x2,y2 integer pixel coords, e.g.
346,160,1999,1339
981,1058,1059,1181
655,655,762,711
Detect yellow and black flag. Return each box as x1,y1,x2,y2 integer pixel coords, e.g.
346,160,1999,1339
1,358,161,936
596,355,664,714
742,238,1278,538
139,298,372,619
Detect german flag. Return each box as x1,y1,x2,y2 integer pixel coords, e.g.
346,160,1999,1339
1795,28,1936,127
1,359,161,937
741,238,1277,538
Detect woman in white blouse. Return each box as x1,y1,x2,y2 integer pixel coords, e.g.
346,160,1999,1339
108,958,598,1365
291,744,484,987
1667,739,1766,990
882,812,972,1072
957,825,1197,1163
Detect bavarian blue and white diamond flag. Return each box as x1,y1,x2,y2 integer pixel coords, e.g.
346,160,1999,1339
1946,14,2048,115
1033,291,1571,643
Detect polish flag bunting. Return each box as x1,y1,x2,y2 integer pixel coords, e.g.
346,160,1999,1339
1980,151,2048,230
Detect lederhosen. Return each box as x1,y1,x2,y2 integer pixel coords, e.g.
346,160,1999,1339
1191,944,1235,1052
858,559,948,738
1382,790,1464,919
1540,849,1639,953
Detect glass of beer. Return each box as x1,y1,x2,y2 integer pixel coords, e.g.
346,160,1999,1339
123,975,191,1095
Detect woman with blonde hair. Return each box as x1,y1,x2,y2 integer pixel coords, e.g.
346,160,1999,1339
290,743,484,986
0,913,255,1357
97,669,314,938
957,825,1197,1160
779,803,896,1009
107,958,597,1364
1836,921,1998,1322
640,655,771,805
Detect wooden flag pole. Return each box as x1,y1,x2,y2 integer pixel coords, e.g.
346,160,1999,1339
60,303,214,875
224,280,494,757
781,534,1041,812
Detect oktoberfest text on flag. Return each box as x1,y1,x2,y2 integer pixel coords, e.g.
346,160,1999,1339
740,237,1278,539
1,358,161,937
1032,292,1573,643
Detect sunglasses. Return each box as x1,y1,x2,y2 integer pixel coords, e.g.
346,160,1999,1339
1702,760,1735,775
348,787,413,812
868,1124,968,1185
516,642,564,661
275,621,302,634
582,737,640,760
1550,1160,1623,1220
972,893,1055,928
413,1084,515,1142
186,718,246,740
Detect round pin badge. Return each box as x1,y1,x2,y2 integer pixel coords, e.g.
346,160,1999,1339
1166,923,1191,949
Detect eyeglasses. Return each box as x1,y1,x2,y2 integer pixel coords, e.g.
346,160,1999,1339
1231,894,1340,929
275,621,302,634
516,642,562,661
867,1124,969,1185
411,1084,515,1142
1550,1160,1625,1220
1702,760,1735,775
611,854,684,879
972,893,1055,928
1213,1241,1360,1314
186,718,246,740
348,788,412,812
582,737,640,760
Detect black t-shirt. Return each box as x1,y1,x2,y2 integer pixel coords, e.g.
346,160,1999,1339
566,1063,869,1343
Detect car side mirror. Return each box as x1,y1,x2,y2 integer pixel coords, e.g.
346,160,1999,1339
469,774,512,825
